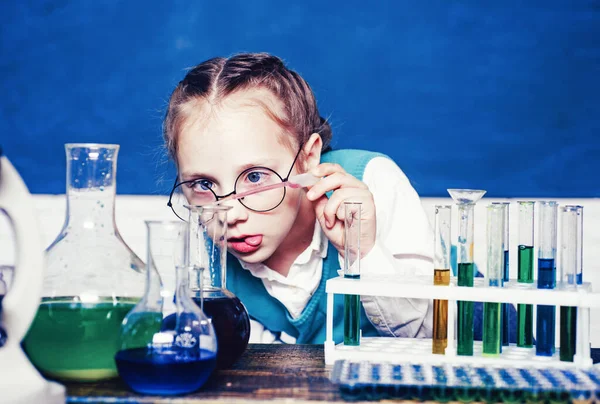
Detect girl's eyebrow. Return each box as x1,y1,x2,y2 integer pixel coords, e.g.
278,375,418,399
180,171,218,183
237,158,280,172
180,159,281,182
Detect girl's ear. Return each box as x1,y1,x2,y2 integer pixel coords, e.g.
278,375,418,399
302,133,322,171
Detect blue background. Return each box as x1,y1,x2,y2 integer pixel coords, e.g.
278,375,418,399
1,1,599,197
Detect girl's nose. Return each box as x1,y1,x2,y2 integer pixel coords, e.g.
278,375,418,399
223,199,248,225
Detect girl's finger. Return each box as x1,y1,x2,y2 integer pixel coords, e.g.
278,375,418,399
310,163,346,177
306,172,367,201
323,188,372,228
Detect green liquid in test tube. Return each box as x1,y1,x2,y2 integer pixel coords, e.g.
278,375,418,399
448,189,486,356
492,202,510,348
483,204,504,356
517,201,535,348
559,206,578,362
343,202,362,346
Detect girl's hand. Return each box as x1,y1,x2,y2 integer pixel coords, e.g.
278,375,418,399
305,163,376,258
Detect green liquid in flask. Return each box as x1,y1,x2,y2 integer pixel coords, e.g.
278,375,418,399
23,297,137,381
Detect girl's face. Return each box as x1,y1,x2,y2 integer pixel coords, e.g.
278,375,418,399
176,89,305,264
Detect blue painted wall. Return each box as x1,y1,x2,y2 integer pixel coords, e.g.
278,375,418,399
1,1,599,196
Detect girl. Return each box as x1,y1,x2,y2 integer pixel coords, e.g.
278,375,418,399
163,52,434,343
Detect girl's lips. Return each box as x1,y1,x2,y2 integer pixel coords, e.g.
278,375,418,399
228,235,263,254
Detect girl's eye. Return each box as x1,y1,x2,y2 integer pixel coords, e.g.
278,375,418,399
190,179,213,192
247,172,263,183
241,170,271,187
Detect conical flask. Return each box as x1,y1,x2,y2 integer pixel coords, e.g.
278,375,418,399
187,205,250,369
23,143,145,382
116,221,217,395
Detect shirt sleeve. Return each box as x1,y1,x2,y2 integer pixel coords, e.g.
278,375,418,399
338,156,434,338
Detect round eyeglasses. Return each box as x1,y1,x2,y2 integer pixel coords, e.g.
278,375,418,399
168,146,303,221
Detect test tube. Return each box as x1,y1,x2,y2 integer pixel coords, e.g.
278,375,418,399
536,201,558,357
483,204,504,356
493,202,510,348
447,189,485,356
560,206,578,362
575,206,583,285
432,205,451,355
343,202,361,346
517,201,535,348
457,198,475,357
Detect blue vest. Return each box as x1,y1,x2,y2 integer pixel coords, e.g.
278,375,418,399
226,149,385,343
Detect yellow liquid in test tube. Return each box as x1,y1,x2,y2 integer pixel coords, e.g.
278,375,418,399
432,269,451,354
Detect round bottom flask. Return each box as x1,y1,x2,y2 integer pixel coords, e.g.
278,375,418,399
192,287,250,369
188,206,250,369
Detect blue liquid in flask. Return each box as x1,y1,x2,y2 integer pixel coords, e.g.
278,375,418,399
115,347,216,395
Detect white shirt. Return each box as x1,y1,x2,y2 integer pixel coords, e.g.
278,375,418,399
239,156,434,343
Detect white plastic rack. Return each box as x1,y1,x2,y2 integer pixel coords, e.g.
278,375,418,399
325,275,600,369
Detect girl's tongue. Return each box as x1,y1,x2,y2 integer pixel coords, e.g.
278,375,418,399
229,235,263,253
244,235,263,246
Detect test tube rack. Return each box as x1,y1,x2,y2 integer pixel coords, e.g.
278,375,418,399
325,274,599,369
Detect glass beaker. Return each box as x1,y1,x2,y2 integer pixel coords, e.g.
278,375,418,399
187,205,251,369
116,221,217,395
22,143,146,382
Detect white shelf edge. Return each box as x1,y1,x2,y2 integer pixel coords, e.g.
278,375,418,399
326,275,600,308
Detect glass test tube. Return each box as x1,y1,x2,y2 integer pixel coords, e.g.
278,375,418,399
560,206,578,362
575,205,583,285
432,205,451,355
493,202,510,348
483,204,504,356
536,201,558,357
457,202,475,356
343,202,361,346
517,201,535,348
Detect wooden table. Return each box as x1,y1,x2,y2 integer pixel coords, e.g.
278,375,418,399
66,344,341,403
65,345,600,403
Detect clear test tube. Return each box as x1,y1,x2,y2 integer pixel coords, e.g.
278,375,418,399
447,189,485,356
536,201,558,357
493,202,510,348
432,205,451,355
343,202,361,346
457,202,476,356
483,204,504,356
517,201,535,348
560,206,578,362
575,205,583,285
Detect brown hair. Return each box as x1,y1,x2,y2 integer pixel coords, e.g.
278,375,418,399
163,53,332,162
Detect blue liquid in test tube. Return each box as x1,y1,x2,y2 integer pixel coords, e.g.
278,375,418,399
536,201,558,357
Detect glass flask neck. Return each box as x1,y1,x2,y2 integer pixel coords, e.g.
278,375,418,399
187,206,231,292
64,145,118,231
175,265,192,310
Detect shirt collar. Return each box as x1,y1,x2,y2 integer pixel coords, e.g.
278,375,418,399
239,220,328,276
